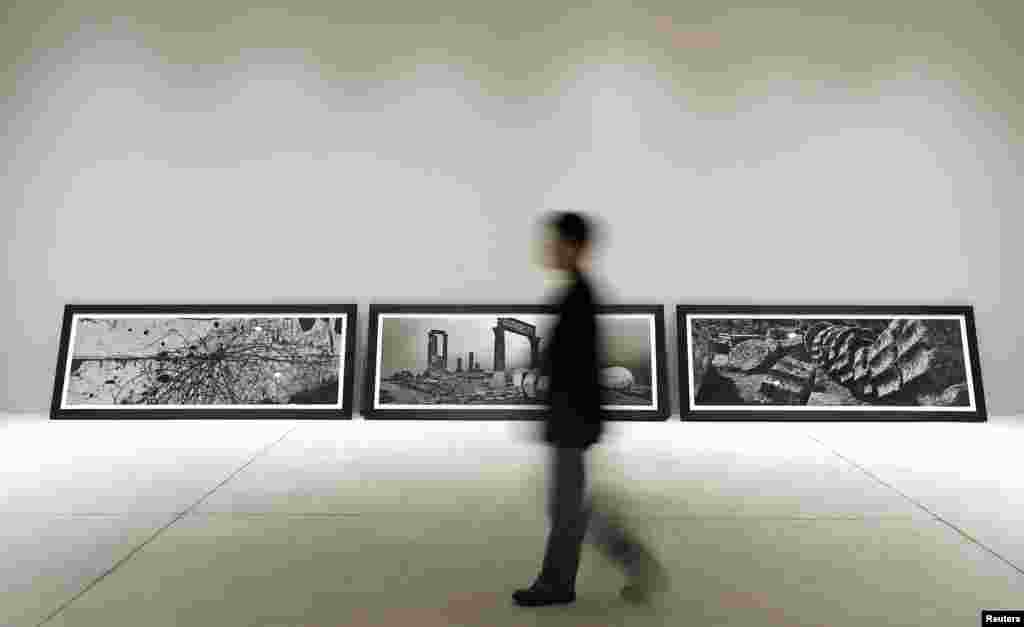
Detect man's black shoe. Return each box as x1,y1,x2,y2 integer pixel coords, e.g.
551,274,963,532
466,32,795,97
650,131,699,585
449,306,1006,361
512,582,576,607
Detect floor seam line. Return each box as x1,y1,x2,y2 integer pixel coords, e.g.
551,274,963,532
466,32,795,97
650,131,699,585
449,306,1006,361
182,424,302,515
805,433,1024,578
35,425,301,626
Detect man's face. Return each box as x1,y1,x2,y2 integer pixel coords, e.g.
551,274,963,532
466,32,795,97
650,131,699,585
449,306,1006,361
544,236,574,271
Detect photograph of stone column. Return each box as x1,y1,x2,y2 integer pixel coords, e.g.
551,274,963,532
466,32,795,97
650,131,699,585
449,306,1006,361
50,305,358,419
678,305,986,421
373,313,556,409
365,305,669,419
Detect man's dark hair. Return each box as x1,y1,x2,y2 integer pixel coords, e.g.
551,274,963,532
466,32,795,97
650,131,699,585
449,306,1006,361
550,211,591,247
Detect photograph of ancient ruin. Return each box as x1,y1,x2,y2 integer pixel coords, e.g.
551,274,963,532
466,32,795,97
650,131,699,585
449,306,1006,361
371,313,659,411
59,314,348,408
686,315,977,411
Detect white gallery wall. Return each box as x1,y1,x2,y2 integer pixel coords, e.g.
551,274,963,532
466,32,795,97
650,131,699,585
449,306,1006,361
3,1,1021,415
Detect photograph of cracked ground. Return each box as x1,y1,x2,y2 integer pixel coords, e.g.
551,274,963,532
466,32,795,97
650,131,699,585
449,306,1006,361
374,314,657,409
689,317,974,409
61,315,346,408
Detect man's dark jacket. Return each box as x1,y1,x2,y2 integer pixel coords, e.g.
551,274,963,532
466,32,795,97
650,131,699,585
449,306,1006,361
540,269,604,449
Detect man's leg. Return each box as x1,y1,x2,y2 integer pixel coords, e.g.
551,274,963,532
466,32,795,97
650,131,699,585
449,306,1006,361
585,503,645,576
513,446,588,606
537,445,588,590
585,500,668,603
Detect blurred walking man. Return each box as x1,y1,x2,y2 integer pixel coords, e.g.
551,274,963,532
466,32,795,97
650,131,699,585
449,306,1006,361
513,211,668,607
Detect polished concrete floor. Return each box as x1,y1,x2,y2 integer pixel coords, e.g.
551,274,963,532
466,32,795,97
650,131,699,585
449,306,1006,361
1,412,1021,627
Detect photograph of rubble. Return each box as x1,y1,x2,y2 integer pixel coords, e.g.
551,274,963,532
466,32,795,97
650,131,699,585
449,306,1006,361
678,305,986,421
50,304,358,419
364,305,669,420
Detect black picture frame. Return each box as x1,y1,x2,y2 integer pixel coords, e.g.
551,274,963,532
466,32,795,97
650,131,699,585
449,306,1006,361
364,304,670,420
50,304,358,419
677,305,987,422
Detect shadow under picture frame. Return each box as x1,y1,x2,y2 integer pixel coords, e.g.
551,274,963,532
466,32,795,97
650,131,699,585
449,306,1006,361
363,304,670,421
50,304,358,419
678,304,987,422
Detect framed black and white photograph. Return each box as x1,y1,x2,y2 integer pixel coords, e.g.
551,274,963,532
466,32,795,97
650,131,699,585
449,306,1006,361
678,305,986,421
50,304,358,419
364,304,669,420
